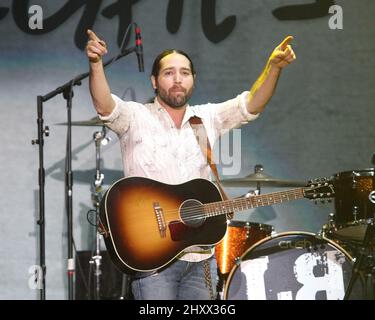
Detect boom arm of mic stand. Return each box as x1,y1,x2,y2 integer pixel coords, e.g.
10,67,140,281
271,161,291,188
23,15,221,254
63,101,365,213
41,46,136,102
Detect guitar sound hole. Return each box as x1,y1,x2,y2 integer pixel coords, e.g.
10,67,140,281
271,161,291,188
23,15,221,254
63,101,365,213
180,199,206,228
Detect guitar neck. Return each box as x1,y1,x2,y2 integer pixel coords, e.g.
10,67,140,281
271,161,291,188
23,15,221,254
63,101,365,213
204,188,305,217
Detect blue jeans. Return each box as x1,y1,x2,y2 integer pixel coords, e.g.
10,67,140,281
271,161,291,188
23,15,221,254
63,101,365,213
131,257,218,300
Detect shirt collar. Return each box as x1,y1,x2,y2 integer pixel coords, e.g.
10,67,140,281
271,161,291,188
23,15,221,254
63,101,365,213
152,97,198,127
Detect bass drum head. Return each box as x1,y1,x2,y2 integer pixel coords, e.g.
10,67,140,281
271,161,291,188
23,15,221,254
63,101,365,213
224,232,355,300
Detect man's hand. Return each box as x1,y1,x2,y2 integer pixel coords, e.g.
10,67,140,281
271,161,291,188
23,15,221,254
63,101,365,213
86,29,108,63
269,36,296,69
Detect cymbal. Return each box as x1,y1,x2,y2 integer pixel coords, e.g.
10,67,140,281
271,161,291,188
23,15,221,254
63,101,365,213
55,117,106,126
50,169,123,184
221,172,306,188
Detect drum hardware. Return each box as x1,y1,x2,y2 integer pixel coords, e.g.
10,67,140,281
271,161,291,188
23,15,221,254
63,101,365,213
320,213,338,239
234,257,241,266
86,126,112,299
328,212,336,228
327,169,375,243
352,177,357,189
244,189,259,198
55,119,123,184
344,222,375,300
353,206,359,223
85,127,133,300
369,191,375,204
321,169,375,299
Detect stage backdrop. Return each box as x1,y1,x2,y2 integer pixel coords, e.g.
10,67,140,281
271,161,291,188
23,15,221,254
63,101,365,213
0,0,374,299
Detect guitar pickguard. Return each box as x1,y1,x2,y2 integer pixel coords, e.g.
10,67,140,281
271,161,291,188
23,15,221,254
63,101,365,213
169,220,204,241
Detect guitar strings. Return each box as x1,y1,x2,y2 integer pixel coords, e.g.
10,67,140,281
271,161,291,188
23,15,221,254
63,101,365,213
163,189,302,213
161,188,303,215
159,189,304,224
111,188,305,226
110,187,304,227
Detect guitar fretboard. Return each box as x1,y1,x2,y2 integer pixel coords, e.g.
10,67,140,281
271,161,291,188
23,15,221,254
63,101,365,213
204,188,305,217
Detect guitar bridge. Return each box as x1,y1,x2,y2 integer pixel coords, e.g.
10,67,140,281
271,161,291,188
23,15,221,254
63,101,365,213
153,202,166,238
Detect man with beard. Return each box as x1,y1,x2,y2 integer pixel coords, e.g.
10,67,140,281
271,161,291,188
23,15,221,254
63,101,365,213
86,29,296,300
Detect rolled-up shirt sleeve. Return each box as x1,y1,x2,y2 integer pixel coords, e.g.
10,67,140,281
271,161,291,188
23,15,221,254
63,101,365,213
206,91,260,138
98,94,133,137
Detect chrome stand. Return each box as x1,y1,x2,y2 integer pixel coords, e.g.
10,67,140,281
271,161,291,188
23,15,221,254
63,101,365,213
89,127,111,299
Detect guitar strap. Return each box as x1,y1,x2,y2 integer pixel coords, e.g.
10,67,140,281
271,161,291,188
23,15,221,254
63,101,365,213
188,116,230,204
189,116,231,300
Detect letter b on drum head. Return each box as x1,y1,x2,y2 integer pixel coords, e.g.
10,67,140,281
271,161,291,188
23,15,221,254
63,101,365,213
225,232,353,300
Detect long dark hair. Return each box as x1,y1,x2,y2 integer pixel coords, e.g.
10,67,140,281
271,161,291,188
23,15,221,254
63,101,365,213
151,49,196,77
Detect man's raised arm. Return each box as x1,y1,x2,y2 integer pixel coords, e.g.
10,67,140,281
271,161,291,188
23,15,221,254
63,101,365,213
247,36,296,115
86,29,115,116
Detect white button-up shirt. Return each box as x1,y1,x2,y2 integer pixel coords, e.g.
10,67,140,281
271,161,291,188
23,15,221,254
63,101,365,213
100,91,259,261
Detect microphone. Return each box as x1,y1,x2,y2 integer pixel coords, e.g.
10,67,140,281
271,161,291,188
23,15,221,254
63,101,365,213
135,24,144,72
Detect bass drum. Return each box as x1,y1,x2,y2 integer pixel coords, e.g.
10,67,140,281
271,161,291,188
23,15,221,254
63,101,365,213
224,232,354,300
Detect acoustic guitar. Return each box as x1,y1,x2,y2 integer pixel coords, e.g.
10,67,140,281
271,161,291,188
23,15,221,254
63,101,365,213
99,176,334,273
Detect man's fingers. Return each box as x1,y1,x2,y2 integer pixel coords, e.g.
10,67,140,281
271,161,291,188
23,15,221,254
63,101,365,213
87,39,107,50
286,57,294,63
88,45,102,55
270,37,296,68
87,29,106,48
285,52,296,61
87,29,96,40
274,52,287,60
87,29,100,41
86,30,107,55
86,29,108,62
87,44,107,55
279,35,294,51
87,41,107,54
88,52,100,60
283,46,291,56
98,40,107,48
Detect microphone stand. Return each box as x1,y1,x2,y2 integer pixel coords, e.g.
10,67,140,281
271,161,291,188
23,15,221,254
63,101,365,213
32,46,136,300
89,127,110,300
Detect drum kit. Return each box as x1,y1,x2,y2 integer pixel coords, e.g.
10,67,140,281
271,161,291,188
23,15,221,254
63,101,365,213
217,166,375,300
57,118,375,300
